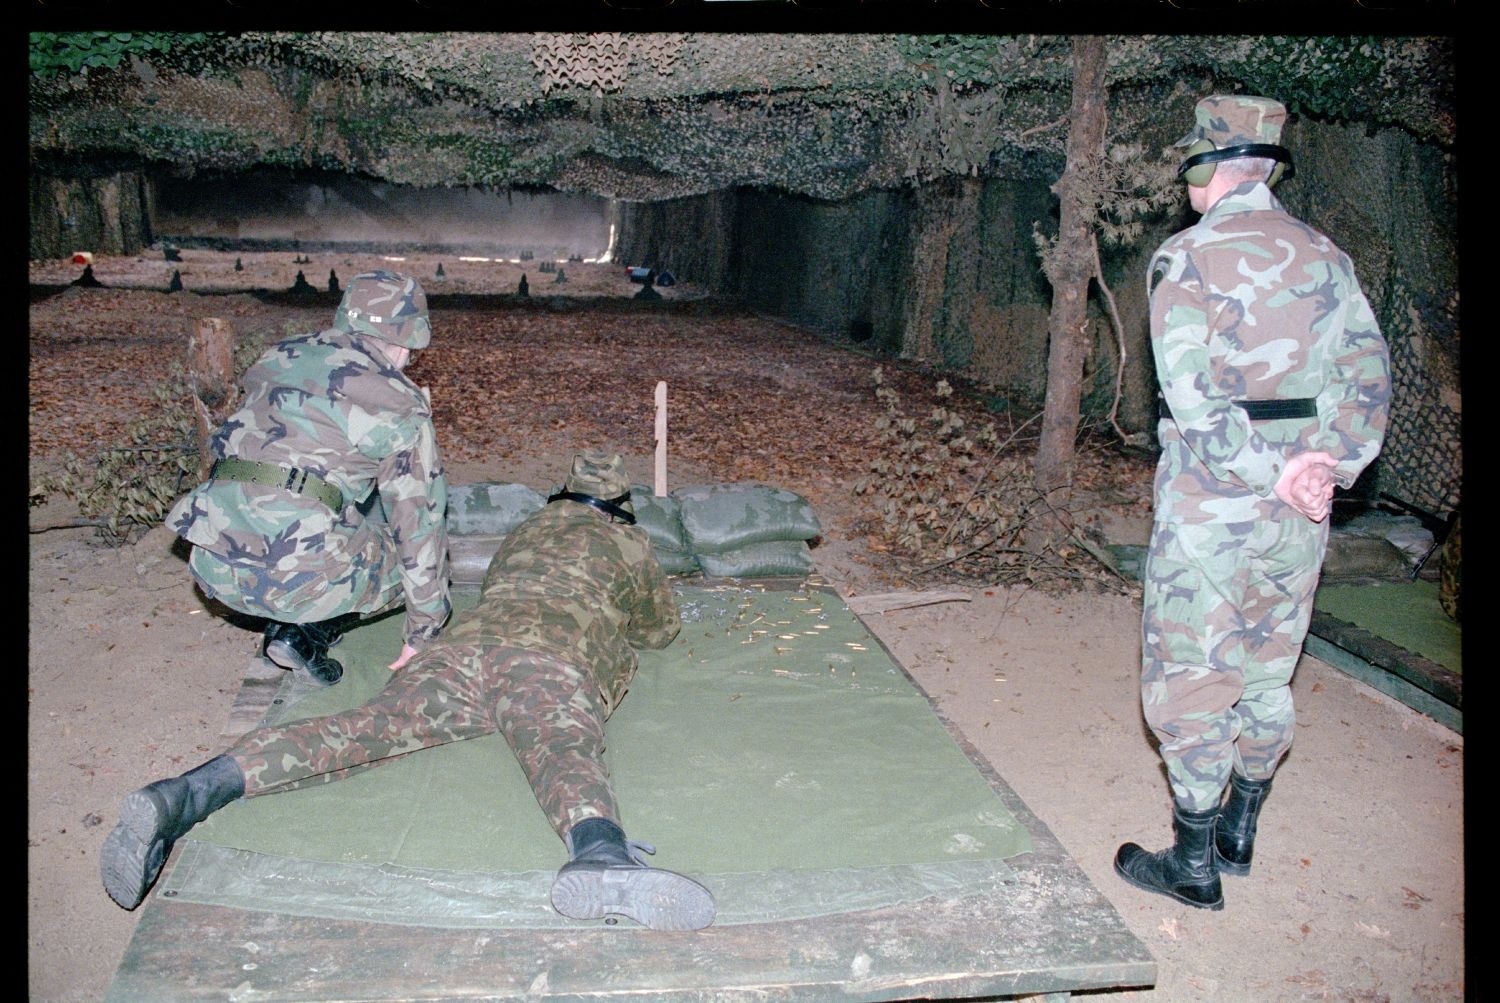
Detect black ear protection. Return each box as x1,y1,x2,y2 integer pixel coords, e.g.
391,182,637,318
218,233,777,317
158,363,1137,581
546,489,637,525
1178,140,1294,188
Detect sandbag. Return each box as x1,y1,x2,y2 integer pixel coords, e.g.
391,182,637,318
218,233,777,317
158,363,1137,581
1319,534,1412,584
449,534,505,586
696,540,814,578
1337,511,1432,567
629,485,689,554
674,483,821,554
651,545,701,576
447,483,545,537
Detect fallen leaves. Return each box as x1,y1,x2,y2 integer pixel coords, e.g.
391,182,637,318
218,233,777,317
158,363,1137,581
31,253,1159,584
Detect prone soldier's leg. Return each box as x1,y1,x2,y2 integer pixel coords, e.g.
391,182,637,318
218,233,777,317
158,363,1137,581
102,644,493,910
486,648,618,836
484,647,715,930
228,644,495,795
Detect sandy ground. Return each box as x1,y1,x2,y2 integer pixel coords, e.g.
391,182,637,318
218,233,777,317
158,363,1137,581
28,254,1465,1002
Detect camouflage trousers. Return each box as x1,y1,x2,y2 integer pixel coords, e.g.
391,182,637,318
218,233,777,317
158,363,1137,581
1140,516,1329,812
225,643,619,836
187,523,406,625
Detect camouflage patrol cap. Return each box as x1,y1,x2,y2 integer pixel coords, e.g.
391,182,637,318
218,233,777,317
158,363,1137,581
566,450,633,510
1175,94,1288,149
333,270,432,349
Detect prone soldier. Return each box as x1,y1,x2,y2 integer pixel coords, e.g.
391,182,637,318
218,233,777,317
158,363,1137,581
105,451,715,931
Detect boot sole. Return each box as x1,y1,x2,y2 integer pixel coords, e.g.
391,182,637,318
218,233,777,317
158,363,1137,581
263,637,306,672
1215,850,1251,877
551,866,715,931
100,789,171,910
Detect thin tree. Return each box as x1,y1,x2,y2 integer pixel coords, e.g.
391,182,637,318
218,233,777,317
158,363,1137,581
1032,35,1108,532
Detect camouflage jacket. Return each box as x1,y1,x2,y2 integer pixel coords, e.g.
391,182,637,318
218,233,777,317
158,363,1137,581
1148,182,1391,525
167,329,451,644
444,500,680,713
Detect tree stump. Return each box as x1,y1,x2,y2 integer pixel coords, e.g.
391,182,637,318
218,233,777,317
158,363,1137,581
188,317,237,483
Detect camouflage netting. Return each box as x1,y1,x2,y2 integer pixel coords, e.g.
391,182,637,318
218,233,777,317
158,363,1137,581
29,33,1459,510
28,34,1455,201
1381,284,1461,517
1276,118,1460,517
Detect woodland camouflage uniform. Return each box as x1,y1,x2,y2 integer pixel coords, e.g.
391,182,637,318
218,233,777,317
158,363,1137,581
105,452,714,930
225,454,679,835
1142,97,1392,813
167,272,451,651
1113,95,1392,913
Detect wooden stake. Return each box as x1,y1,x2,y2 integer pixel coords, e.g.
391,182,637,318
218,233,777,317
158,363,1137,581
654,380,668,497
188,317,237,483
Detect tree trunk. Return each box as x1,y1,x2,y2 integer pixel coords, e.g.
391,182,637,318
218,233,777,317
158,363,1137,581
1033,35,1108,523
188,317,237,483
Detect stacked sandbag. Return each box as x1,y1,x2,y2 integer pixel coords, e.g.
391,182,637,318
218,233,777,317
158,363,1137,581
1321,511,1431,584
445,482,546,585
629,485,699,576
443,480,822,583
673,482,821,578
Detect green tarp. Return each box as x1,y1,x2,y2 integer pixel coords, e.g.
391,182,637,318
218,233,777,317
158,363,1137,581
1313,579,1461,674
162,584,1032,928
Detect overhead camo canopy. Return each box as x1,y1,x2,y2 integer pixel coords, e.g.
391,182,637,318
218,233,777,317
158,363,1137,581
27,34,1454,200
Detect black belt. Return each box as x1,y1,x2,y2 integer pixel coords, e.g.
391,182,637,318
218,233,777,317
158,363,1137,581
211,458,344,511
1158,396,1317,422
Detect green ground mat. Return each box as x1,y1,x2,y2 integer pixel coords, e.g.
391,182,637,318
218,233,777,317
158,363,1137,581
1313,579,1460,674
162,584,1033,929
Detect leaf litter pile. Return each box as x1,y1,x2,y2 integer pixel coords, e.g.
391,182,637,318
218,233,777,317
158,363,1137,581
30,259,1154,590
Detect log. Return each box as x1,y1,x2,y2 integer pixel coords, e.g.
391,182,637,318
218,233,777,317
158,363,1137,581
187,317,237,483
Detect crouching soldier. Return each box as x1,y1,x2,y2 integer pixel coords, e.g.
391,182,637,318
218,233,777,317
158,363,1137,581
167,270,451,686
104,450,715,931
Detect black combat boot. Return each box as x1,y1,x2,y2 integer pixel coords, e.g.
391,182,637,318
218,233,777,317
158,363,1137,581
1114,803,1224,910
100,755,245,910
1215,772,1273,876
263,616,353,685
550,817,716,931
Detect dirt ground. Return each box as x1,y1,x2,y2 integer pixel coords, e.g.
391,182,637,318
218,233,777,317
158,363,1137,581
28,252,1465,1002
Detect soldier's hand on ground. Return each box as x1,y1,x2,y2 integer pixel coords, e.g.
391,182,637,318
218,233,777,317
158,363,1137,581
389,643,420,671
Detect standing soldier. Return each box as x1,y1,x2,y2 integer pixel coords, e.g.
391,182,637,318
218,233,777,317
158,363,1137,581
1114,96,1391,909
166,270,451,685
105,451,715,931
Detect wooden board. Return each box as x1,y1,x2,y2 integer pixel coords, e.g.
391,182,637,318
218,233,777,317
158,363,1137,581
1305,610,1462,734
106,592,1156,1002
